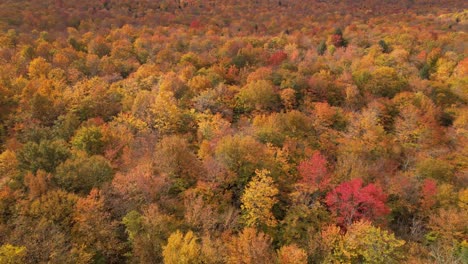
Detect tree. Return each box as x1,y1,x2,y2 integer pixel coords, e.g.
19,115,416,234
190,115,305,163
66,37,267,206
0,244,26,264
325,178,390,226
215,135,272,190
0,150,19,181
150,91,187,135
122,205,180,263
71,125,106,155
268,51,288,66
355,67,408,98
163,230,202,264
236,80,279,112
378,40,391,53
28,57,52,78
226,228,274,264
241,169,279,228
317,40,327,56
153,135,203,192
416,158,454,182
71,189,124,263
297,151,330,192
328,28,347,48
54,153,114,194
24,170,49,199
322,220,405,263
277,244,308,264
68,77,122,121
17,140,70,173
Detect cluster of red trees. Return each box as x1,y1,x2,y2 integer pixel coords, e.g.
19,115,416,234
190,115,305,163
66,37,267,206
0,0,467,263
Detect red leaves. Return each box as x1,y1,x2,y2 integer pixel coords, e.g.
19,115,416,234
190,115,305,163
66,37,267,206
268,51,287,66
297,151,330,191
330,34,345,47
190,20,201,29
325,178,390,227
420,178,437,210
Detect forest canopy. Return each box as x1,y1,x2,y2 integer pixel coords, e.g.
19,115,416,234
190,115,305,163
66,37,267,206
0,0,467,263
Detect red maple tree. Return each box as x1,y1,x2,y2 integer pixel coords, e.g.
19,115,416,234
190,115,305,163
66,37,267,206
325,178,390,227
268,51,287,66
297,151,330,191
420,178,437,210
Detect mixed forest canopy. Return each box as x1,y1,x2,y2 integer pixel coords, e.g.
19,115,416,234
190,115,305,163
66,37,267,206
0,0,467,263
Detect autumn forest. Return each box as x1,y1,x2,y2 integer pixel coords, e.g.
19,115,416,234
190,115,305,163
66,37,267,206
0,0,467,263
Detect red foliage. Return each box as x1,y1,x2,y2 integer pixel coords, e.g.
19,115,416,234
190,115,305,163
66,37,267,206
330,34,345,47
297,151,330,191
268,51,287,66
325,178,390,227
190,20,201,29
420,178,437,210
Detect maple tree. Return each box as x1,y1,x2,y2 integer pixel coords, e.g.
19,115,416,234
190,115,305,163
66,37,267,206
325,178,390,226
297,151,330,192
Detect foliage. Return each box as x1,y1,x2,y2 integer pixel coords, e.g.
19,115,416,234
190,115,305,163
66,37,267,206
17,140,70,173
0,0,465,262
71,125,106,155
54,153,113,194
322,220,405,263
163,230,202,264
0,244,26,264
297,151,330,192
277,244,308,264
325,178,390,226
226,228,275,264
241,169,279,228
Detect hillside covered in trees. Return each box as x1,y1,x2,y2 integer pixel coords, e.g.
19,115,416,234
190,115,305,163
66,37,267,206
0,0,467,263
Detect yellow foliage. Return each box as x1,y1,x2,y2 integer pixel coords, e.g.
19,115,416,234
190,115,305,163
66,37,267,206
163,230,202,264
323,221,405,264
0,244,26,264
241,169,279,227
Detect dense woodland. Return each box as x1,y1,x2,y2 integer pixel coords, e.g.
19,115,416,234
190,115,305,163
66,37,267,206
0,0,467,263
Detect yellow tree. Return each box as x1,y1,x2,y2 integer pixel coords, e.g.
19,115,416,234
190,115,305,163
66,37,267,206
322,220,406,263
241,169,279,228
163,230,202,264
0,244,26,264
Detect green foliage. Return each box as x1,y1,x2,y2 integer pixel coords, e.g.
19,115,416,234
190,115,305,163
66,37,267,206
317,40,327,56
236,80,279,112
416,158,454,182
122,210,143,242
71,125,106,155
122,205,180,263
215,135,273,190
17,139,70,173
419,63,431,80
54,153,113,194
356,66,408,98
378,40,391,53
